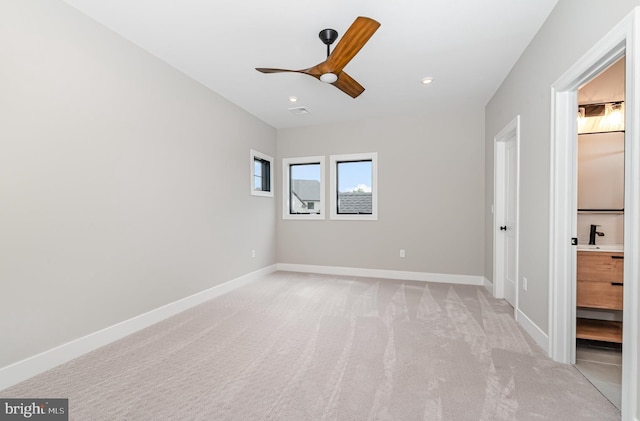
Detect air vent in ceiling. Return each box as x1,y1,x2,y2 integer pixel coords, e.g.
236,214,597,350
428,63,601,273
288,106,310,115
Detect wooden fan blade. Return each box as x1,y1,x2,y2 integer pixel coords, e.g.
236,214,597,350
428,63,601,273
332,71,365,98
256,68,301,74
325,16,380,73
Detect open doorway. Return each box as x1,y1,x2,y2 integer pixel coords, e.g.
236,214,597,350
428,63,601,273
549,10,639,419
574,57,625,409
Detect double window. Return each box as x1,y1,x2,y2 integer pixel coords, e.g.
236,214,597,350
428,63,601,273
282,156,325,220
281,152,377,220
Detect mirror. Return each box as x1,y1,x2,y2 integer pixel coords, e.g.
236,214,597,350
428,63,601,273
577,131,624,211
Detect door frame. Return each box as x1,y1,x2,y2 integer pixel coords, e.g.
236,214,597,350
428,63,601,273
493,115,520,315
549,8,639,419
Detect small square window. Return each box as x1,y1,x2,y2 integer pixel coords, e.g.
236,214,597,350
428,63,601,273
330,153,377,220
283,156,325,220
250,150,274,197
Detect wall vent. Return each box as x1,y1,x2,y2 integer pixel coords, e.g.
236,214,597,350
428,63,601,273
288,106,310,115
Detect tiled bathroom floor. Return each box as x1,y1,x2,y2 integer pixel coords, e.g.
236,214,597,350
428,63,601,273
575,339,622,409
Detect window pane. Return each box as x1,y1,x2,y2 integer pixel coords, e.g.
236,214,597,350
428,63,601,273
254,158,270,192
254,160,262,189
290,163,321,214
337,160,372,214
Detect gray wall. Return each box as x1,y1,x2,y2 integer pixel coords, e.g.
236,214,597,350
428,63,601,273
485,0,640,340
278,109,485,276
0,0,277,368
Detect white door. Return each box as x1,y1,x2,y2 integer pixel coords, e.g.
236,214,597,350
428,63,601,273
494,116,519,308
502,135,518,306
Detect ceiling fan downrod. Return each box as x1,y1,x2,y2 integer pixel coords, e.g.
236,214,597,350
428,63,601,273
319,28,338,58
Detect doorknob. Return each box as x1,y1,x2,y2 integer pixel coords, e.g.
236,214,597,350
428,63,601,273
500,226,507,231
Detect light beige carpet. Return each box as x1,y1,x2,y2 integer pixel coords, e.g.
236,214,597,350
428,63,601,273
2,272,620,420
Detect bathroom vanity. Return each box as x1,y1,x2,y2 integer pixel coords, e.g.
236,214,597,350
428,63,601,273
576,247,623,343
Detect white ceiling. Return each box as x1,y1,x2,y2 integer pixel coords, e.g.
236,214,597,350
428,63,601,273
61,0,559,129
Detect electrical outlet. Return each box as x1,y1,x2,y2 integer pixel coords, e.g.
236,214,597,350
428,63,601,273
399,249,405,258
522,276,528,291
251,249,256,258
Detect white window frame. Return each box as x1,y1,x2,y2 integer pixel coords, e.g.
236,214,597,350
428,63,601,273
282,156,325,220
330,152,378,220
250,149,274,197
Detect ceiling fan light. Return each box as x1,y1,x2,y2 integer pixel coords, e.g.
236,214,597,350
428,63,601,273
320,73,338,83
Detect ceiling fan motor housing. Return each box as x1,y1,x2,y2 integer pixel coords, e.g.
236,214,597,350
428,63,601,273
319,28,338,59
319,29,338,45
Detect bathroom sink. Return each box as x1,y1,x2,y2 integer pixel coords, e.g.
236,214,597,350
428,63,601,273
577,244,624,252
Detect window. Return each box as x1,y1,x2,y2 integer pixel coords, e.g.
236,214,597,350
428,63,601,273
282,156,325,220
250,150,273,197
330,152,378,220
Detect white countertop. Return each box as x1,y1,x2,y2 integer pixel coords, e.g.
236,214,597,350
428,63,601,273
577,244,624,252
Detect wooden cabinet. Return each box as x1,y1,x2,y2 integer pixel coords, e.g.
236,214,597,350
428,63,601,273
576,251,623,343
577,251,624,309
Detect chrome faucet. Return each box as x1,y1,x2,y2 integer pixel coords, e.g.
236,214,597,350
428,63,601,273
589,224,604,245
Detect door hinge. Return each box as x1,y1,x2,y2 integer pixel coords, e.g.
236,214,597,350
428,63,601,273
571,237,578,245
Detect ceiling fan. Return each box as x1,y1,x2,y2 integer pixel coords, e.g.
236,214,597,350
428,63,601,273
256,16,381,98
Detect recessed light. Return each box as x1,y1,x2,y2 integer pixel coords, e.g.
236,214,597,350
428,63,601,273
421,77,434,85
289,96,298,102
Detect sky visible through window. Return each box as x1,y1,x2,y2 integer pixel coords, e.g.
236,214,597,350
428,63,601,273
337,161,372,193
254,161,263,189
291,163,320,181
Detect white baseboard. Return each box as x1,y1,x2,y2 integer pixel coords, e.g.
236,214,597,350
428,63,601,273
483,277,493,293
0,265,277,391
516,308,550,355
277,263,486,286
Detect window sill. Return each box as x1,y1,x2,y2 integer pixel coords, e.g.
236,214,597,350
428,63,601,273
283,213,325,220
330,213,377,221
